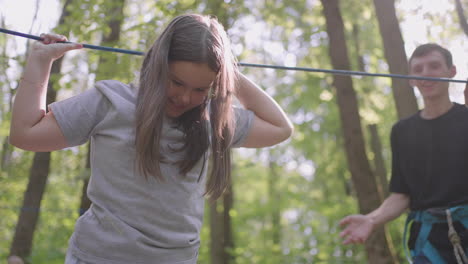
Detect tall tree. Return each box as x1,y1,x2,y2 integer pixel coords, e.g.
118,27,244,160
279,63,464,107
350,22,390,202
209,198,224,264
319,0,397,263
268,158,281,259
203,1,245,263
78,0,126,216
209,181,235,264
455,0,468,36
372,0,418,119
9,1,74,261
222,183,235,264
368,124,389,199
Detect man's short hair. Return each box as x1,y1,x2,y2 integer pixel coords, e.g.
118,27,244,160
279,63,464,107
409,43,453,68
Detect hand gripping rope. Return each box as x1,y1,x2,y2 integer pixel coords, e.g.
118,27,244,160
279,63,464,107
1,27,467,84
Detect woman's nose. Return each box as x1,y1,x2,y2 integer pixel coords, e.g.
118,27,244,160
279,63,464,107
179,90,191,105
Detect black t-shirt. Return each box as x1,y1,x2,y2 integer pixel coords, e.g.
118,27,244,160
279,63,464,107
389,103,468,210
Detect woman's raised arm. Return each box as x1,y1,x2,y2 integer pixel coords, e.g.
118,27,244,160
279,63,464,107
9,33,82,151
235,73,293,148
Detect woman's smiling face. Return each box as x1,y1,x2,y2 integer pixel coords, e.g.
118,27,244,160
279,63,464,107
166,61,216,118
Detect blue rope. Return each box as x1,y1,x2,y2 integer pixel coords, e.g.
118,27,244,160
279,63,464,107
0,28,144,55
1,27,467,84
240,63,467,84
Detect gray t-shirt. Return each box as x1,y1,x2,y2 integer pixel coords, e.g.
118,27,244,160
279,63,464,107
49,80,253,264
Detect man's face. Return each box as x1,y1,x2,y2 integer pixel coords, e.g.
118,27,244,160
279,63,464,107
409,50,456,100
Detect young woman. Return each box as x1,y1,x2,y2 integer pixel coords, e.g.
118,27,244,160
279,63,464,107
9,14,293,264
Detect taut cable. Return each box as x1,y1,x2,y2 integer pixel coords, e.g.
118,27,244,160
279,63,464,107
1,28,467,84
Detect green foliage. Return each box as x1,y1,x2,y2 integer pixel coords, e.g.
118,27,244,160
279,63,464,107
28,149,85,264
0,147,86,263
0,149,32,259
2,0,465,263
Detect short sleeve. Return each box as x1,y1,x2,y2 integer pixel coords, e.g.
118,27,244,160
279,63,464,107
230,107,254,148
389,124,410,194
48,87,110,147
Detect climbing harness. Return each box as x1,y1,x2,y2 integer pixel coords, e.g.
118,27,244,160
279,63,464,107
446,209,468,264
403,205,468,264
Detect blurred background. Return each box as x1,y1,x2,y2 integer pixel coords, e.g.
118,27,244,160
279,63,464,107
0,0,467,263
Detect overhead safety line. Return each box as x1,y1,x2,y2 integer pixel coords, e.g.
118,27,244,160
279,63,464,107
1,28,466,84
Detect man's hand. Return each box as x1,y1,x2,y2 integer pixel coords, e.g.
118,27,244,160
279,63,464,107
339,214,375,245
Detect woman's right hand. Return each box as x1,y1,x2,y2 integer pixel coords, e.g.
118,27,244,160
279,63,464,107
29,33,82,61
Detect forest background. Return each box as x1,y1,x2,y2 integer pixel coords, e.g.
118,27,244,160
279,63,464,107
0,0,467,263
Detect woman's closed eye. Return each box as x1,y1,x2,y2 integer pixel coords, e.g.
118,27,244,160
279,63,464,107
172,79,184,87
195,88,208,93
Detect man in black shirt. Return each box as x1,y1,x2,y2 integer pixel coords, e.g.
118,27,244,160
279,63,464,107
339,43,468,263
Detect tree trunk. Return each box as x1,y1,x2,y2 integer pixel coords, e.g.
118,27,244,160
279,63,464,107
368,124,389,200
455,0,468,36
320,0,397,263
354,24,399,262
202,3,239,263
269,160,281,247
95,0,126,80
351,25,389,200
209,188,234,264
9,151,51,262
9,61,61,261
9,1,73,261
373,0,419,119
268,158,281,264
1,136,12,170
223,184,234,264
78,0,126,216
209,200,224,264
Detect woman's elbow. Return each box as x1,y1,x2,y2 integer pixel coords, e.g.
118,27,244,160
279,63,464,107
268,124,294,146
9,123,29,149
9,131,43,151
280,123,294,142
9,132,22,148
9,133,32,151
286,122,294,138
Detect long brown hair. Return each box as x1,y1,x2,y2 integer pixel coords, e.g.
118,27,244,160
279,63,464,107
135,14,237,200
